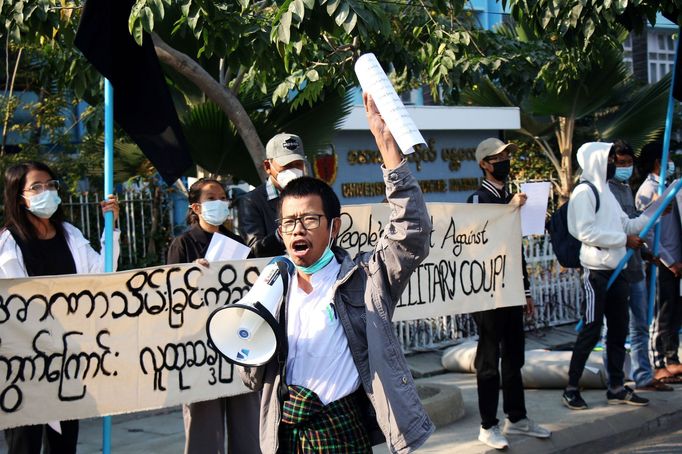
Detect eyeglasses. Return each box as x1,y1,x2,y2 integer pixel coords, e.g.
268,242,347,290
23,180,60,194
278,214,325,234
484,151,511,163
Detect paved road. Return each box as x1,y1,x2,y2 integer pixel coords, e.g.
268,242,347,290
605,425,682,453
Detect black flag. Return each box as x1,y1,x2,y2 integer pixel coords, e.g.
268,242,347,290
75,0,193,185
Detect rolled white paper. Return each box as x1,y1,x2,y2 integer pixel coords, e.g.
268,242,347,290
354,53,426,154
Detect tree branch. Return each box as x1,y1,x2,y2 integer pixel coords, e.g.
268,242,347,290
152,33,267,181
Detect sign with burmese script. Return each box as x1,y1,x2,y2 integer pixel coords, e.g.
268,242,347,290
0,203,523,428
339,202,525,320
0,259,270,430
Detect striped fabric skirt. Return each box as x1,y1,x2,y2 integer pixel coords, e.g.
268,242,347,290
278,384,372,453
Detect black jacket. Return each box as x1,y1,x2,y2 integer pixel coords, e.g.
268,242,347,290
467,179,531,296
235,183,286,258
166,223,248,264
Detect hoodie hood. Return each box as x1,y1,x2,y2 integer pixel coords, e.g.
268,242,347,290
576,142,613,189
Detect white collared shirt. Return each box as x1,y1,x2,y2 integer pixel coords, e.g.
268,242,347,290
285,258,360,404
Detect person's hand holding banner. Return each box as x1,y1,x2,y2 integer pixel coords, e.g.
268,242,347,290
354,53,426,155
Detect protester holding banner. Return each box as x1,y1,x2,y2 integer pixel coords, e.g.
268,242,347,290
166,178,260,454
466,138,551,450
635,142,682,385
563,142,650,411
238,93,434,453
236,133,307,258
0,161,120,454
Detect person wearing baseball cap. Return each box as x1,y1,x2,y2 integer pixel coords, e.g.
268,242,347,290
237,133,307,257
467,137,551,449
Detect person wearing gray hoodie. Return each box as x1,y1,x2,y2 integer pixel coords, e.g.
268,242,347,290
562,142,650,410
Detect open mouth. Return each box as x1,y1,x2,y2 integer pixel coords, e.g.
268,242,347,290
291,240,310,257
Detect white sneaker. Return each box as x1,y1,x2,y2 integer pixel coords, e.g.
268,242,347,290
503,417,551,438
478,424,509,450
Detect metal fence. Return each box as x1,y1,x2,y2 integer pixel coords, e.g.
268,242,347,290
61,189,582,353
62,188,173,270
394,235,583,353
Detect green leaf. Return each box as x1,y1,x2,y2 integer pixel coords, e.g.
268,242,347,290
291,0,305,22
142,6,154,32
128,6,144,46
151,0,165,21
334,1,349,26
277,11,292,44
326,0,340,16
342,11,357,34
302,0,314,8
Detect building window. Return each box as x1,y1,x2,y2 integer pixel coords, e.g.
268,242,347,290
622,34,633,73
648,30,676,83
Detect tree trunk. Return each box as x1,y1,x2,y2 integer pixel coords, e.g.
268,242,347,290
556,116,575,204
151,34,268,182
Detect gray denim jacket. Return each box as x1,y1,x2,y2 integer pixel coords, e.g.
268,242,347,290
239,160,435,454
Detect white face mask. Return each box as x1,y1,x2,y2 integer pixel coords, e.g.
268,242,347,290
667,161,676,178
200,200,230,226
24,190,61,219
276,168,303,189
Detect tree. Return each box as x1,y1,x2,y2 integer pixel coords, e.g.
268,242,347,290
462,24,670,201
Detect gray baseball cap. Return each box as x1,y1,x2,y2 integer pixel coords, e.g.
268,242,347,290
475,137,518,163
266,133,306,166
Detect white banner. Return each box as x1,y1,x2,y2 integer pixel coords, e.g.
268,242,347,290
339,202,525,320
0,203,525,428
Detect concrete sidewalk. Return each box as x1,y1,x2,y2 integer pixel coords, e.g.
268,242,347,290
3,325,682,453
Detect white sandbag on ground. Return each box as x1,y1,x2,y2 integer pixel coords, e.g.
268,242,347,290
441,341,630,389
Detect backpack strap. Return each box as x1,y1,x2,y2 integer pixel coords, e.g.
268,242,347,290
578,180,600,212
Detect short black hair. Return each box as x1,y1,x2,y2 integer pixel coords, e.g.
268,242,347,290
278,176,341,222
611,139,634,158
638,142,663,175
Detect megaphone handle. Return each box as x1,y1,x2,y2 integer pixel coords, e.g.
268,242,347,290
275,260,291,403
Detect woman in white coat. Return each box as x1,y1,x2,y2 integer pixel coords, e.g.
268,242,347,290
0,161,120,454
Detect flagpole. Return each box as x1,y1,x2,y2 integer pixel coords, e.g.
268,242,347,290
103,78,114,454
604,35,679,295
645,34,679,323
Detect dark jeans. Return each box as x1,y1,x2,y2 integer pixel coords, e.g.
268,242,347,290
4,421,79,454
650,266,682,369
473,306,526,429
568,269,629,388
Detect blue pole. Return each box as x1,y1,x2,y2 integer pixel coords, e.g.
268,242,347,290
576,177,682,332
645,36,678,323
605,36,679,294
102,78,114,454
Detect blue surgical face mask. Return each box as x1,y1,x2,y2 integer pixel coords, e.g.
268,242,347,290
667,161,676,178
24,190,61,219
296,219,336,275
201,200,229,226
614,166,633,182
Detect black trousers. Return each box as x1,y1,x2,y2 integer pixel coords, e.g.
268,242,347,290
4,421,79,454
568,269,629,388
473,306,526,429
650,266,682,369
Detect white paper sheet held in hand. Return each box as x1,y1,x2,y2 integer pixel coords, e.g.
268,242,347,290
354,53,425,154
205,232,251,261
520,182,551,236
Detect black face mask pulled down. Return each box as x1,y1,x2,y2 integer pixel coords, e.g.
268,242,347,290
491,160,511,181
606,162,616,181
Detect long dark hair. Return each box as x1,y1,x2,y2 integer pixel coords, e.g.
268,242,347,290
2,161,66,241
185,178,226,225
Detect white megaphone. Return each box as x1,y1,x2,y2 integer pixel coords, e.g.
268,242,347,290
206,256,294,367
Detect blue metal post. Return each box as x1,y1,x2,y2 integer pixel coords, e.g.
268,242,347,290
102,78,114,454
